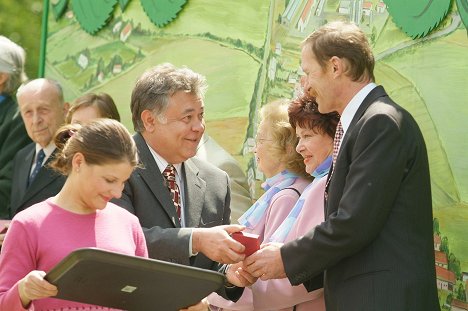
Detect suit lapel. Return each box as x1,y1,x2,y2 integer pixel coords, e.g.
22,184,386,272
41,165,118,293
21,149,61,205
325,86,388,199
340,86,388,151
134,133,181,227
183,159,206,228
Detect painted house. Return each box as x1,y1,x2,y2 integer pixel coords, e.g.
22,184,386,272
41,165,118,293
120,23,132,42
362,1,372,16
435,250,448,269
436,265,456,291
77,53,89,69
282,0,301,25
338,0,352,14
297,0,314,33
452,299,468,311
376,1,386,13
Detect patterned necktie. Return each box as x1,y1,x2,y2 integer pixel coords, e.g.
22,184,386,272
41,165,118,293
332,120,343,168
162,164,181,221
29,149,45,186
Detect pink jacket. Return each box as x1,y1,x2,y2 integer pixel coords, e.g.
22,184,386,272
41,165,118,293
209,177,327,310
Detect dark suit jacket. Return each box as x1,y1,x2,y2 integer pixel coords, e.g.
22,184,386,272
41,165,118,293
9,143,65,217
113,133,243,300
0,94,31,218
281,86,440,311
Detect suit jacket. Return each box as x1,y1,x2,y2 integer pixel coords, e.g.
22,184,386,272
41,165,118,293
9,144,65,217
0,95,31,218
113,133,244,300
113,133,232,268
281,86,440,311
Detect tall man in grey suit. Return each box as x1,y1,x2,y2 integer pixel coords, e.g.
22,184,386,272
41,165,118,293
245,21,440,310
114,64,254,302
9,79,68,218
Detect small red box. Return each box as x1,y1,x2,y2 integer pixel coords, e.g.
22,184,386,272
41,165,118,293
231,232,260,256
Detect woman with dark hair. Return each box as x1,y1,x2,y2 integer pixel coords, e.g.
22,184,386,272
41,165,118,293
66,92,120,124
0,119,147,310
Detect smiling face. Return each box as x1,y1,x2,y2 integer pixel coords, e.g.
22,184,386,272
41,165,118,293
76,157,134,213
146,91,205,164
18,81,66,148
295,125,333,174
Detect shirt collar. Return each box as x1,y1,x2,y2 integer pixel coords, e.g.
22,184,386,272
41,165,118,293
340,83,377,135
146,143,183,177
35,142,56,160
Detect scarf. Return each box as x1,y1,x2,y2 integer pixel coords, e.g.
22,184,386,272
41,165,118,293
269,155,332,242
238,170,299,230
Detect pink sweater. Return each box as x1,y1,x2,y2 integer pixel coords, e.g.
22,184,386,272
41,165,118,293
0,199,148,311
209,177,326,311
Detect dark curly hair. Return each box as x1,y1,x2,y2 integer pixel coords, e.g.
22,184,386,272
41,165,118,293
288,95,340,139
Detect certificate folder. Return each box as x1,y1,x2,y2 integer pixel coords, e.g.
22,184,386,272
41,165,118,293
45,248,225,311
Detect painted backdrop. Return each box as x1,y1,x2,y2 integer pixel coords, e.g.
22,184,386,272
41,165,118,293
44,0,468,308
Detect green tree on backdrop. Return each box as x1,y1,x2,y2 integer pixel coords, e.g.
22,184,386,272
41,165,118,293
0,0,42,80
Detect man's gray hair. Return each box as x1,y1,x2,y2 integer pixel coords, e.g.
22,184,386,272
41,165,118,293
130,63,208,132
17,78,65,106
0,36,28,94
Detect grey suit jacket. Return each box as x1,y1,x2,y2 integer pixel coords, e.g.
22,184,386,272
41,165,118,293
281,86,440,311
113,133,232,269
10,143,65,217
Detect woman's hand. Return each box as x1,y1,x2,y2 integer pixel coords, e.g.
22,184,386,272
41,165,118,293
18,270,58,307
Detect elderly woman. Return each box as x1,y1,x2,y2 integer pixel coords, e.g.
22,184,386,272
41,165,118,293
208,99,311,310
211,96,339,310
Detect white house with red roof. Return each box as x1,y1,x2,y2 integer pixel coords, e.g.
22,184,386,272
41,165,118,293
435,265,456,291
435,250,449,269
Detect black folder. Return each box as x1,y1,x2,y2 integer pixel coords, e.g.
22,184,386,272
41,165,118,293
45,248,225,311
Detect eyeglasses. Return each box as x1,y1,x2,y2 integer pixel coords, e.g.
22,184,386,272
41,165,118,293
254,137,273,146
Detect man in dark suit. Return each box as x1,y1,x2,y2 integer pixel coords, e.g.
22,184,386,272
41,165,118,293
9,78,68,218
113,64,254,303
245,21,440,310
0,36,31,220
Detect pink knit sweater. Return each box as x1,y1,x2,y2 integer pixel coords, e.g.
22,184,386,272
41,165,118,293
0,199,148,311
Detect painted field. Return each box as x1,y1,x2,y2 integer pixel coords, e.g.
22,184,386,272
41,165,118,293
375,62,459,208
435,203,468,272
121,0,270,47
88,38,260,129
383,28,468,203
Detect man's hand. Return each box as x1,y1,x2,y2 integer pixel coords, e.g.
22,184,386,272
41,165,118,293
192,225,246,264
243,242,287,280
18,270,58,308
226,262,258,287
179,297,209,311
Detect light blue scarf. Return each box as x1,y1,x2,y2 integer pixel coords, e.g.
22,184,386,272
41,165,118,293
269,156,332,242
238,170,299,230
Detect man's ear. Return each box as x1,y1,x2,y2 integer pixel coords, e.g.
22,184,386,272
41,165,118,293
329,56,343,77
141,110,156,132
63,101,70,117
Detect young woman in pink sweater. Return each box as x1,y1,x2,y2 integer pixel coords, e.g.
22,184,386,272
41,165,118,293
0,119,148,310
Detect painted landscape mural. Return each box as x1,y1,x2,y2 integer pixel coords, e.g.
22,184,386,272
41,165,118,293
44,1,468,308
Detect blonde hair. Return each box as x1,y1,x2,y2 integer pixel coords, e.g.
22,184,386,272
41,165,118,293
258,100,309,178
